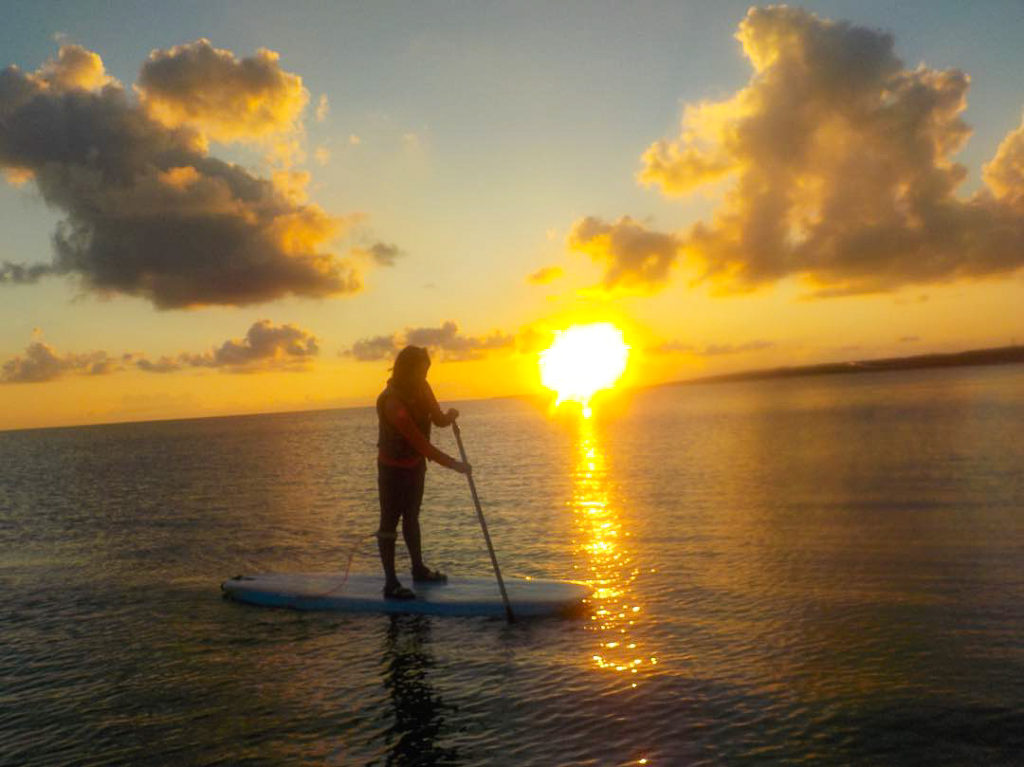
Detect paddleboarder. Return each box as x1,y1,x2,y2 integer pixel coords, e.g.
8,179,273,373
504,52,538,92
376,345,470,599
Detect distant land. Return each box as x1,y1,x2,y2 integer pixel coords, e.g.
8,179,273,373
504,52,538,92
665,345,1024,387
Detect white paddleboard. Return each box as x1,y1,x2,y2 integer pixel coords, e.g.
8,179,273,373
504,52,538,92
221,572,592,618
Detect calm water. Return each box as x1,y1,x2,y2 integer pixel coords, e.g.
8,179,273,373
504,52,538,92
2,366,1022,766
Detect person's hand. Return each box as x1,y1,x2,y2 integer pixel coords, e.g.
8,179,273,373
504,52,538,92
452,460,472,475
446,407,459,422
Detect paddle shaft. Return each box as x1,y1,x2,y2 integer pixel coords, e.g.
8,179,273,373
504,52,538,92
451,420,515,623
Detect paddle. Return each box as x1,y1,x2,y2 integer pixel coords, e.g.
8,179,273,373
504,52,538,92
451,419,515,623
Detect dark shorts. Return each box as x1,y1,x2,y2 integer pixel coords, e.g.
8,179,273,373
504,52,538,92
377,461,426,532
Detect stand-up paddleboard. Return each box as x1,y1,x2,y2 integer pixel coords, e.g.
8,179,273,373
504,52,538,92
221,572,591,618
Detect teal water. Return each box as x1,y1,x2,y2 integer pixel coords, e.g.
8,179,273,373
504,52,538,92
2,365,1022,765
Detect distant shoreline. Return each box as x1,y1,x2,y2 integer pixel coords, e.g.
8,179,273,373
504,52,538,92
4,345,1022,434
660,345,1024,388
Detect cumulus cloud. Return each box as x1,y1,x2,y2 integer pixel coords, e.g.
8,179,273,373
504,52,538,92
1,340,118,383
0,44,364,308
526,265,564,285
38,44,113,92
347,334,400,362
567,216,682,292
638,6,1024,295
176,319,319,370
346,320,514,362
984,116,1024,208
136,39,308,145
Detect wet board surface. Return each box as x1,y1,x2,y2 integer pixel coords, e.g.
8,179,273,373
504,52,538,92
221,572,592,618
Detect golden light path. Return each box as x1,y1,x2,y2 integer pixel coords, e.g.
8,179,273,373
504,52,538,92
539,323,629,418
570,416,656,689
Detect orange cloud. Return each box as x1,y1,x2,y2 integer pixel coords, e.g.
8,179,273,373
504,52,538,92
639,6,1024,295
567,216,681,292
136,39,308,145
984,114,1024,209
36,44,114,92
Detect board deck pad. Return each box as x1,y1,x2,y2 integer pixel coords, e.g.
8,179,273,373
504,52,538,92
221,572,592,617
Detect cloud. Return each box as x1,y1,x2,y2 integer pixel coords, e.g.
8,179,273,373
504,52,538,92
0,45,364,308
405,321,514,361
1,340,118,383
515,326,555,354
567,216,682,292
136,39,308,145
315,94,330,122
177,319,319,370
352,241,403,267
135,356,182,373
0,261,52,284
346,320,515,362
648,339,774,356
638,6,1024,295
347,334,400,362
526,265,564,285
2,320,319,382
39,44,114,92
984,115,1024,208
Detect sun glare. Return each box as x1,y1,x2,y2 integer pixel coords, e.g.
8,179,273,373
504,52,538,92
539,323,629,417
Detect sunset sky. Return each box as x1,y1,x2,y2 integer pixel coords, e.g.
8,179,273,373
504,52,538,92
1,1,1022,430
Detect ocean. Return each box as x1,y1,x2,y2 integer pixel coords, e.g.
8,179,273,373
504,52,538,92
2,365,1022,765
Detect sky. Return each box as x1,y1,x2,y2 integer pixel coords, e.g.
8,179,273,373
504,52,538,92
1,0,1022,430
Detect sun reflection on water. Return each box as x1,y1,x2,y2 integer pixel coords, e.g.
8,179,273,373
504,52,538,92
571,417,654,686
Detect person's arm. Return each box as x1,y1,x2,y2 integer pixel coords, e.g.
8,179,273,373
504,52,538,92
384,396,469,473
422,381,459,427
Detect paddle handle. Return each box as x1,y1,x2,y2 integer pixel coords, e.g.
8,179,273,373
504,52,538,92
452,420,515,623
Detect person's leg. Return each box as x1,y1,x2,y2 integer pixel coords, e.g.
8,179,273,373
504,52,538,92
401,464,427,574
403,467,445,581
377,463,403,588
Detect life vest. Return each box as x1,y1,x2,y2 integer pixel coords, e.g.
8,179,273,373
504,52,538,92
376,383,431,463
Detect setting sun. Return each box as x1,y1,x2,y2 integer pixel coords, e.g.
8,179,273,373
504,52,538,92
539,323,630,416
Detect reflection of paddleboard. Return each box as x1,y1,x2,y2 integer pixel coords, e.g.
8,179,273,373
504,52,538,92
221,572,591,618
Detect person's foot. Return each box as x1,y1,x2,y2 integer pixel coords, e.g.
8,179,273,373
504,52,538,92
412,566,448,583
383,581,416,600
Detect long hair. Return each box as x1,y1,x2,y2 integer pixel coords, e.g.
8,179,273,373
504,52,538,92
389,345,430,397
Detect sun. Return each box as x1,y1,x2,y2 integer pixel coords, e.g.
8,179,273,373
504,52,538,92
539,323,630,417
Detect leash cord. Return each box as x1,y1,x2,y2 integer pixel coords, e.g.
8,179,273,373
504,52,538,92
304,532,378,600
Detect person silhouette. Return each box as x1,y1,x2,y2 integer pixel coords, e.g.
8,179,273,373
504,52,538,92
375,345,470,599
